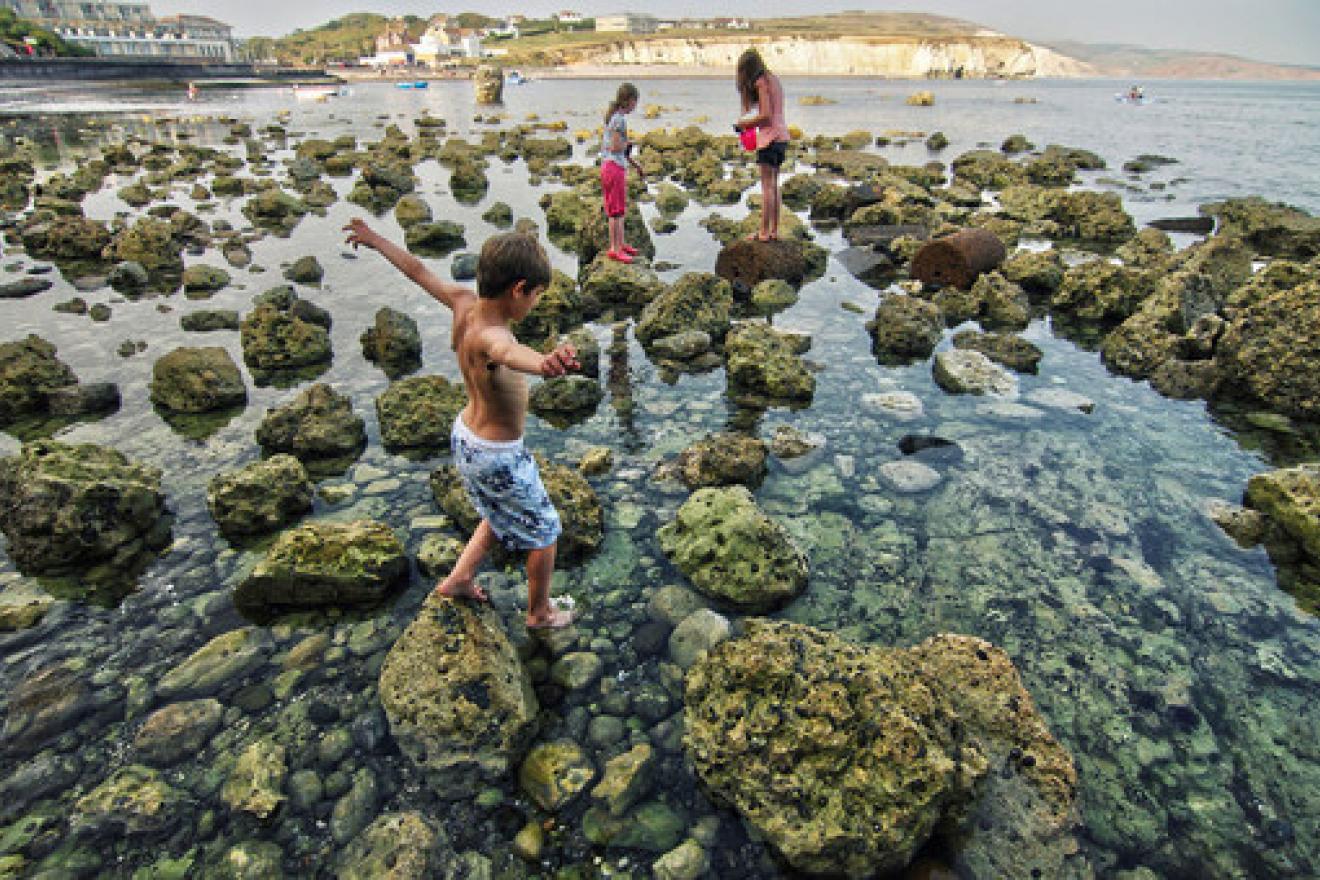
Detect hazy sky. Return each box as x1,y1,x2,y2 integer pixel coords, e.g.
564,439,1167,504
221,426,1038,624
154,0,1320,67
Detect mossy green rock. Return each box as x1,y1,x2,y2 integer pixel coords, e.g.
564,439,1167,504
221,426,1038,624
519,740,596,811
19,214,112,262
579,254,664,308
73,765,183,838
999,185,1135,242
866,294,942,364
393,194,432,228
952,330,1043,373
1201,197,1320,259
218,841,284,879
222,738,287,819
133,699,224,766
360,307,422,379
674,431,768,490
0,441,168,578
591,743,656,817
375,375,467,451
513,270,589,347
256,382,366,465
241,188,308,233
529,376,602,424
182,264,230,296
240,303,333,372
1246,464,1320,610
685,621,1081,877
0,334,77,424
207,454,313,538
577,203,654,265
1001,249,1065,296
236,520,407,613
1216,280,1320,421
658,486,807,611
636,273,733,347
111,217,183,287
724,322,815,405
1052,260,1159,328
379,594,539,800
336,812,444,880
150,346,246,413
283,255,323,284
582,801,686,852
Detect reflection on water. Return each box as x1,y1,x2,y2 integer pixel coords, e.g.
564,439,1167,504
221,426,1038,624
1,79,1319,877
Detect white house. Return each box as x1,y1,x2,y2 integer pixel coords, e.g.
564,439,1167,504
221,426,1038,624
595,13,657,34
553,10,584,24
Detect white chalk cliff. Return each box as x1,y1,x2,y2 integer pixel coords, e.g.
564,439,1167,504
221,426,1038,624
577,36,1096,78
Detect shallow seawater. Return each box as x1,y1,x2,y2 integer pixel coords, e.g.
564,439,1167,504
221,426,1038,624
1,78,1319,877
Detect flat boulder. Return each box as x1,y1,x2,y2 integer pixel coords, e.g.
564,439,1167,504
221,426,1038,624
379,594,539,799
952,329,1043,373
235,520,407,615
685,621,1082,878
579,254,664,310
658,486,807,612
133,699,224,766
933,350,1019,397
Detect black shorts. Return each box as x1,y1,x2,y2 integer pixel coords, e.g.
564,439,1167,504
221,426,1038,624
756,141,787,168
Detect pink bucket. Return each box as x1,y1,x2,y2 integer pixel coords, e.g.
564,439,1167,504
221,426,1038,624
739,127,758,151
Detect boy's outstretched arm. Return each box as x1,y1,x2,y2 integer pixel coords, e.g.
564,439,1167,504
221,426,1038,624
344,217,469,311
483,328,579,378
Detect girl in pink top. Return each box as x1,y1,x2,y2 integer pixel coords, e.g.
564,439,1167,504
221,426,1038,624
735,48,790,241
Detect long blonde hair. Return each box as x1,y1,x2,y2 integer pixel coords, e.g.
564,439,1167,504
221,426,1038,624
604,82,639,123
736,49,769,111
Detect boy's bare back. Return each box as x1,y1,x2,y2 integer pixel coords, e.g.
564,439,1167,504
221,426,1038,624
451,299,531,443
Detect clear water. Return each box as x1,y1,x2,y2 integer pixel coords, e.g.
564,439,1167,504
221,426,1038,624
1,77,1318,877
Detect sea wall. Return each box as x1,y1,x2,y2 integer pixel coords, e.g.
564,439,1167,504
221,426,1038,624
578,36,1095,78
0,57,312,82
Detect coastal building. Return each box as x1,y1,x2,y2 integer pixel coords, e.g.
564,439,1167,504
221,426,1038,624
0,0,236,60
595,13,657,34
553,11,584,25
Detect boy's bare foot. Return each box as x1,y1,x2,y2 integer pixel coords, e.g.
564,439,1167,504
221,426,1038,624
526,608,574,629
434,575,489,602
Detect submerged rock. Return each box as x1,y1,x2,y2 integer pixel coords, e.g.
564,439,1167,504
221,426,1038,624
157,627,271,699
337,811,446,880
933,349,1019,397
73,765,184,839
658,486,808,612
0,658,94,755
222,738,287,819
673,431,769,490
519,740,596,812
235,520,407,615
685,621,1082,877
380,594,539,799
133,699,224,766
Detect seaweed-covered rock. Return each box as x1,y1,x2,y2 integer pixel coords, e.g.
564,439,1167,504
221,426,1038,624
1245,463,1320,613
514,270,588,348
380,594,538,799
973,271,1030,330
405,221,466,257
1000,249,1065,297
149,346,246,413
222,739,287,819
241,188,308,234
0,441,169,581
519,740,597,812
529,376,602,427
1215,280,1320,420
1201,197,1320,259
207,454,313,539
394,194,433,228
998,186,1135,242
284,255,323,285
361,307,422,379
337,812,446,880
951,150,1026,191
1052,260,1159,330
867,294,943,364
578,205,654,266
952,330,1043,373
72,765,184,839
448,160,489,205
0,334,78,424
657,486,807,612
579,254,664,309
256,383,367,467
240,301,333,377
375,375,467,452
133,699,224,766
673,432,768,490
635,273,733,347
182,264,230,297
235,520,407,614
181,309,241,332
19,214,112,264
685,621,1082,878
108,217,184,289
724,322,815,406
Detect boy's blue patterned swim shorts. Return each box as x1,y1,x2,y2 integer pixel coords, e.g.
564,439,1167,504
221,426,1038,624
451,415,562,551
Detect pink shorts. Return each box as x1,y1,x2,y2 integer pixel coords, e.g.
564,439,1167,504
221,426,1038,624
601,161,627,218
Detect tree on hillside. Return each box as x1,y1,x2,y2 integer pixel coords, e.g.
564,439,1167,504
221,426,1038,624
0,9,93,57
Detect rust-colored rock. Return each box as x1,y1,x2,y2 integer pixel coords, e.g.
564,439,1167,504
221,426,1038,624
911,228,1007,290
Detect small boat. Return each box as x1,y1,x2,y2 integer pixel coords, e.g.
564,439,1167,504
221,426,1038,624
507,70,530,85
396,81,430,90
292,84,347,101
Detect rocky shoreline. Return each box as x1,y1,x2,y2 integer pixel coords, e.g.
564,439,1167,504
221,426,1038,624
0,83,1318,878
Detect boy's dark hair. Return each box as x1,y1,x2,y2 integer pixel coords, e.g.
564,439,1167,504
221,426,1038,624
477,232,552,299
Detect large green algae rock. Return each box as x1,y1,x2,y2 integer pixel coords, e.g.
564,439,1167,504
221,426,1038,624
240,301,333,378
635,273,733,348
867,294,943,365
18,213,111,264
1201,197,1320,259
222,738,287,819
360,307,422,379
256,382,366,468
337,812,446,879
724,322,815,406
235,520,407,614
0,335,78,425
513,270,590,348
109,217,184,290
579,253,664,309
241,187,308,234
207,454,313,539
0,441,169,582
529,376,603,427
658,486,807,612
998,186,1135,242
1216,280,1320,421
149,346,247,413
673,431,769,490
685,620,1082,878
375,375,467,452
1245,463,1320,613
72,765,184,838
379,594,539,799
